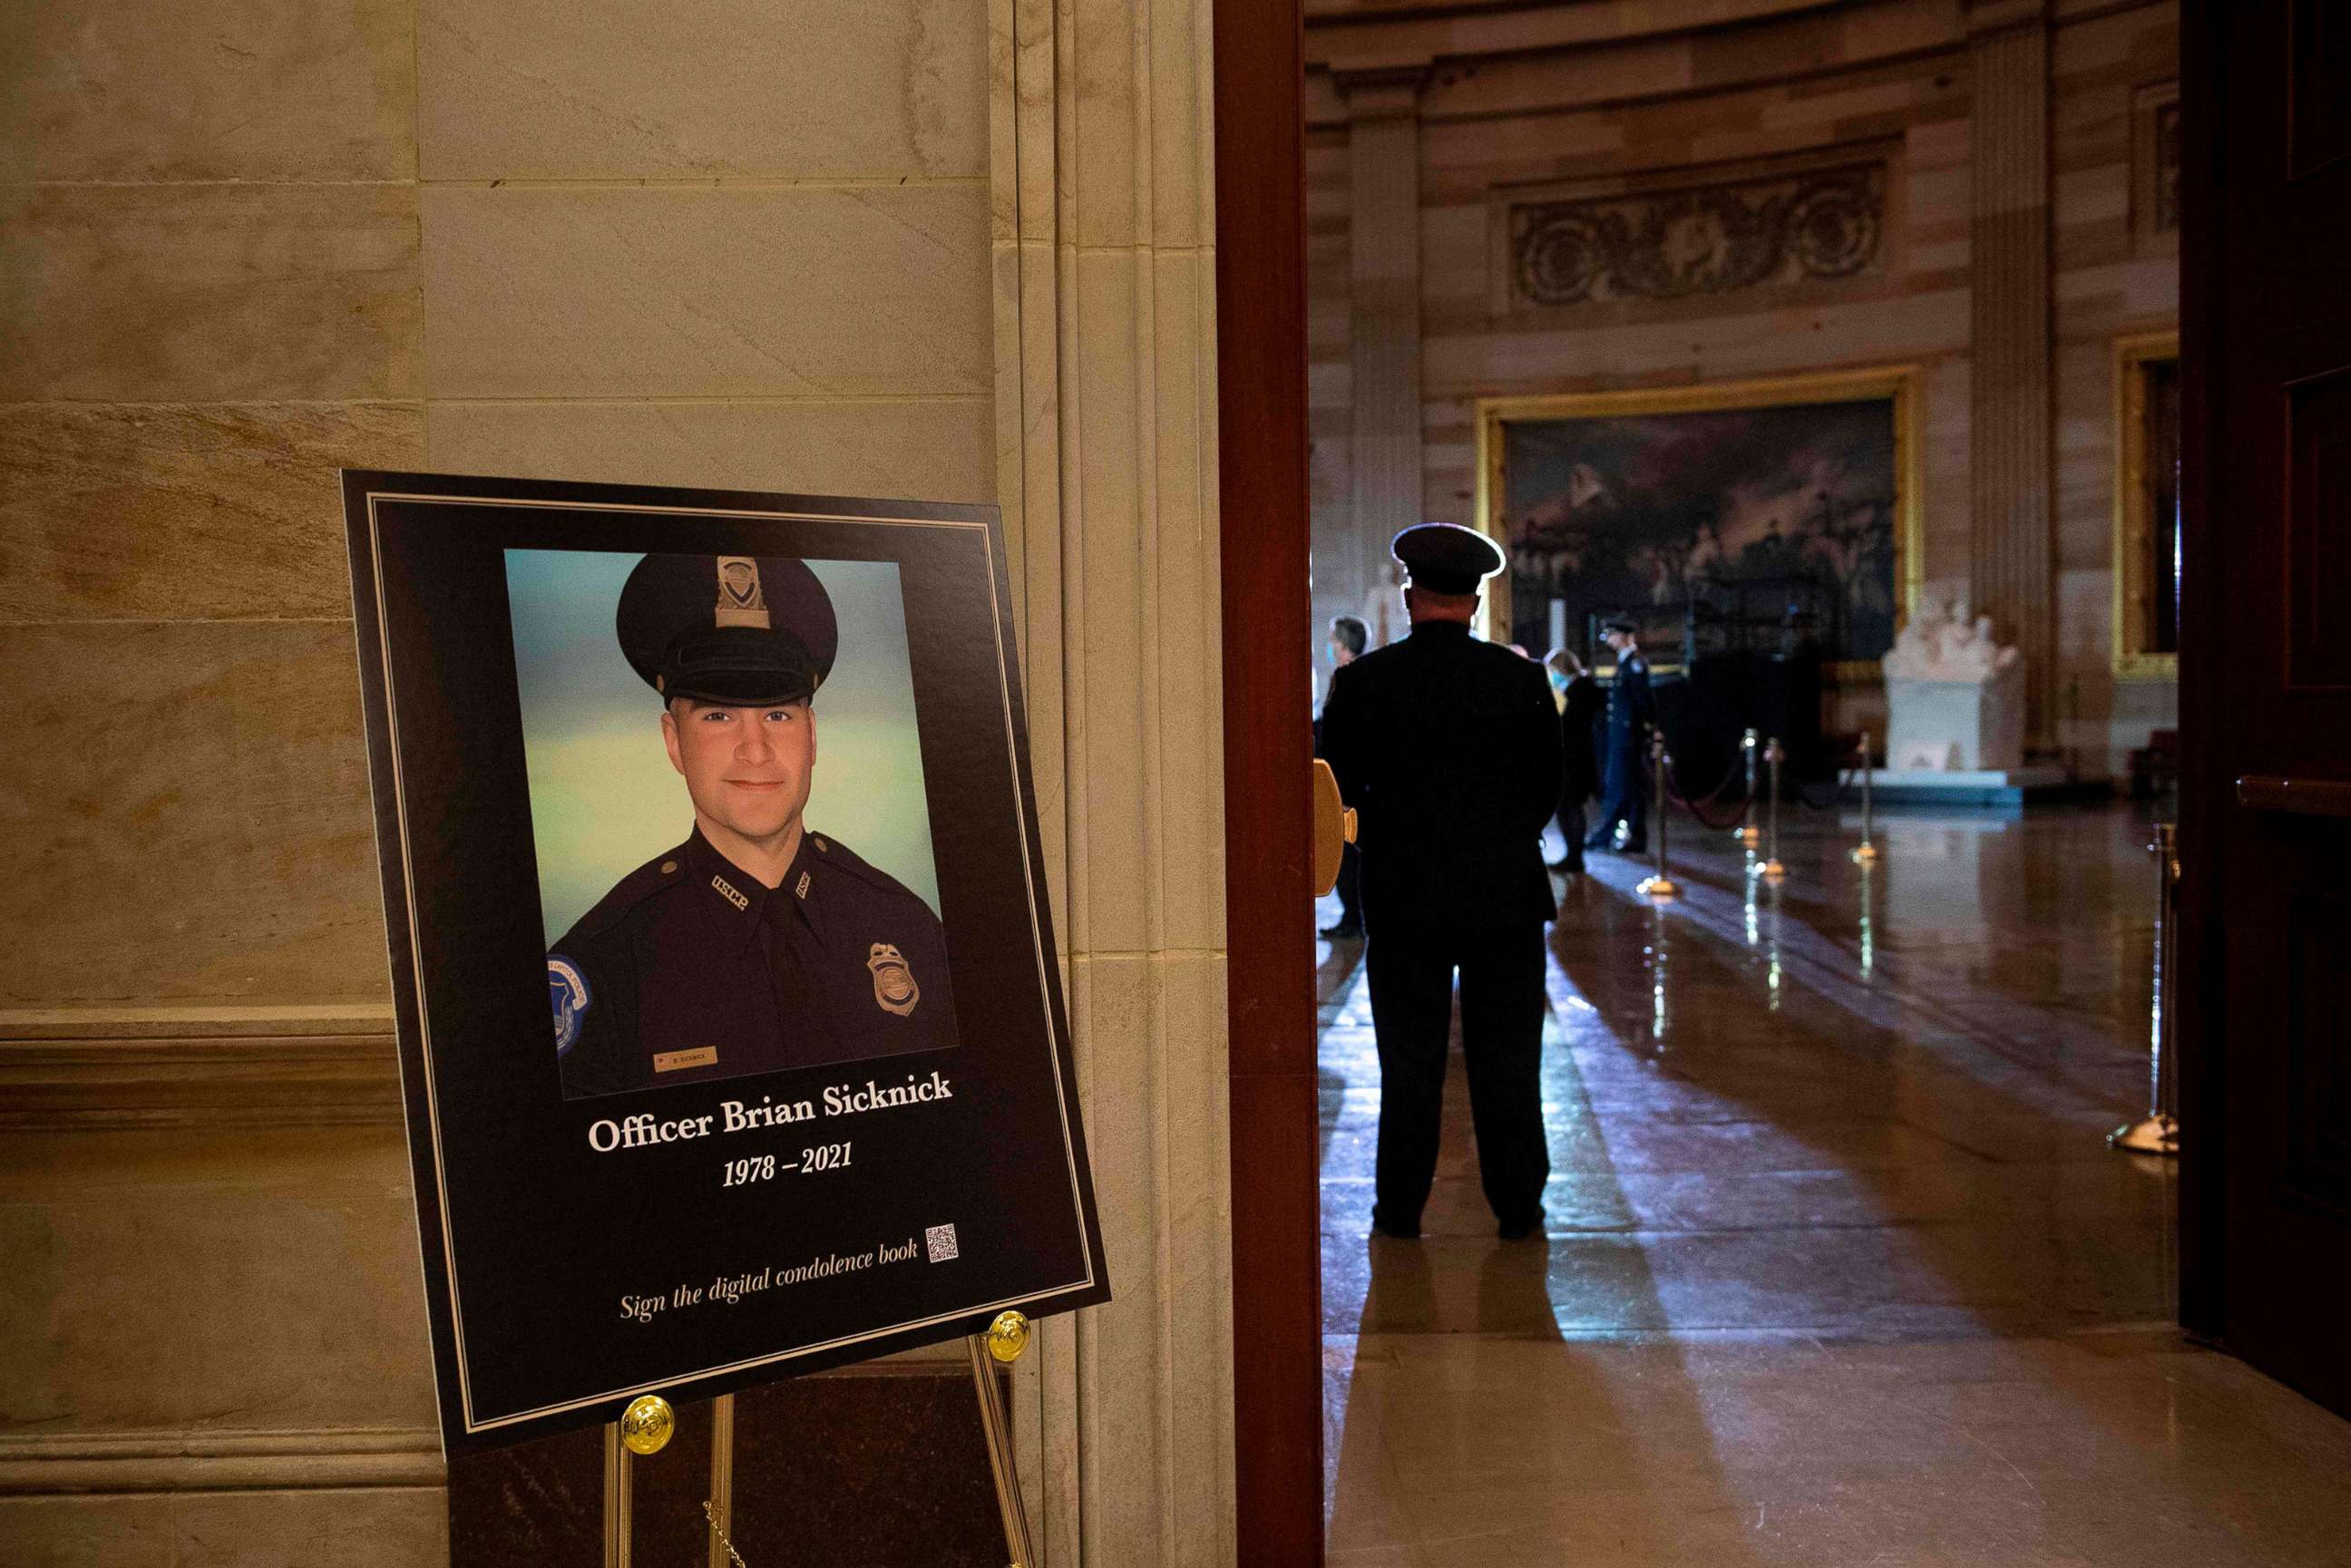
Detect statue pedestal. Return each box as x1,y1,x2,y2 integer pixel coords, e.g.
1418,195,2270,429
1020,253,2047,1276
1859,765,2073,813
1885,660,2024,773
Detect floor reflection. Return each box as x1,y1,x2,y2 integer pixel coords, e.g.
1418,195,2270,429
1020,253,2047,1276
1318,802,2351,1565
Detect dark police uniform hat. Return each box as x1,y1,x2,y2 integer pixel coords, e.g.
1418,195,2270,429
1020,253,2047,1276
1390,523,1506,595
1600,615,1640,635
618,552,840,706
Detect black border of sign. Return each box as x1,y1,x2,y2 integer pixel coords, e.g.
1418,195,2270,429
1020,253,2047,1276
341,469,1108,1456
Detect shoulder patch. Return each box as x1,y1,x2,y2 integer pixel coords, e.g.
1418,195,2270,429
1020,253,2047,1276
549,956,590,1056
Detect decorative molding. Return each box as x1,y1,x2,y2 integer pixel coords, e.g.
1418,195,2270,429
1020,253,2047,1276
0,1427,444,1496
1498,152,1888,313
0,1005,400,1128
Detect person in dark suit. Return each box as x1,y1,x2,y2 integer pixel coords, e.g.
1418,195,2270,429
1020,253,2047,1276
1544,649,1605,874
1585,617,1656,855
1319,524,1563,1241
1317,614,1370,940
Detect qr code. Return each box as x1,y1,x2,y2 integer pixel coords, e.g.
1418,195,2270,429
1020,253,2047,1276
925,1223,960,1262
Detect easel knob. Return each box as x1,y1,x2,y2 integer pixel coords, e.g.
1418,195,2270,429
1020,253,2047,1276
985,1311,1031,1364
619,1393,676,1456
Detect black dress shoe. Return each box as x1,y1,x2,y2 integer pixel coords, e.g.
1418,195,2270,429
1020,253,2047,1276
1370,1211,1421,1240
1320,920,1364,940
1497,1210,1545,1241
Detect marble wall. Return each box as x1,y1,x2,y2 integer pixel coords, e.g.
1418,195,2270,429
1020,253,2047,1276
1306,0,2179,774
1,0,1231,1561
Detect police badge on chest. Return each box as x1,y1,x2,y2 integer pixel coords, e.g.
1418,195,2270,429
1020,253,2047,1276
868,943,920,1017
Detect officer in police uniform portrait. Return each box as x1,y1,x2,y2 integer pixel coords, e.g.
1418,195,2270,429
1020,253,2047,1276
1317,523,1562,1241
549,553,957,1098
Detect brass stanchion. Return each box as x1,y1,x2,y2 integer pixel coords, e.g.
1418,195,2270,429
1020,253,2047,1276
1638,732,1680,901
1757,737,1788,881
1735,727,1761,845
1851,729,1881,864
971,1311,1040,1568
1857,853,1877,981
2110,823,2180,1155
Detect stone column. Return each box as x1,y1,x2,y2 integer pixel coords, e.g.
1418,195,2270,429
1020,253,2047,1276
992,0,1235,1561
1967,1,2055,741
1332,64,1429,648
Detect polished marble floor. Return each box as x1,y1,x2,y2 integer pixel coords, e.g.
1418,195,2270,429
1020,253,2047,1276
1317,802,2351,1566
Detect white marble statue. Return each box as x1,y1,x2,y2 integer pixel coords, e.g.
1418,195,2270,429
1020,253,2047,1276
1883,599,2024,771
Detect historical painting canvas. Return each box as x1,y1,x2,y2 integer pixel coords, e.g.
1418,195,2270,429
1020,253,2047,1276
343,471,1107,1456
1487,371,1917,663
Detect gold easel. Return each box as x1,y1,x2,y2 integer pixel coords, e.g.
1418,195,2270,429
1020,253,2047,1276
601,1311,1039,1568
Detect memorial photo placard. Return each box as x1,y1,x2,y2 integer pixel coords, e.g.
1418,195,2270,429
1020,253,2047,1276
343,471,1108,1456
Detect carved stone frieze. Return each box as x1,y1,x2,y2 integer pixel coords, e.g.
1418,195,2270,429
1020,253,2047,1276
1507,160,1887,307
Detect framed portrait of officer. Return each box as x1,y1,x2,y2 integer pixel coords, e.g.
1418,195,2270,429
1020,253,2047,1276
343,470,1108,1456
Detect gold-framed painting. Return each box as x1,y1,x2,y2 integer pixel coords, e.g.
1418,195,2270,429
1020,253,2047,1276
1473,365,1925,675
2111,328,2180,680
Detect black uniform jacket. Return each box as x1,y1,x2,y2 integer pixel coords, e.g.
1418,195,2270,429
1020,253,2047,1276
1559,673,1605,808
1605,653,1655,736
550,826,955,1097
1319,621,1564,932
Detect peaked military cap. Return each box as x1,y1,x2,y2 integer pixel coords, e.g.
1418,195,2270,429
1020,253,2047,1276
1600,614,1640,635
617,553,839,706
1390,523,1506,595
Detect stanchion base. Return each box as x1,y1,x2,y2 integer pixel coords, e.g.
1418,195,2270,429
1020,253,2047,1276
1758,860,1787,881
1636,875,1681,901
1850,842,1881,863
2108,1115,2178,1155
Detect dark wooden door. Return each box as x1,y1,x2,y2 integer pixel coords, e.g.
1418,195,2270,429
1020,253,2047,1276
2179,0,2351,1416
1214,0,1323,1562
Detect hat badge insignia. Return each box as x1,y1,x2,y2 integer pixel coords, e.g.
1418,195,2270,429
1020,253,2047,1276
714,556,771,629
867,943,920,1017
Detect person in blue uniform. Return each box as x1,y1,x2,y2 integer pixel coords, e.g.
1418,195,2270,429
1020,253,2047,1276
1318,524,1563,1240
1585,617,1656,855
549,552,955,1100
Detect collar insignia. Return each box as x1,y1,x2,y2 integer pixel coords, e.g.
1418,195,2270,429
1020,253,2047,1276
711,873,749,911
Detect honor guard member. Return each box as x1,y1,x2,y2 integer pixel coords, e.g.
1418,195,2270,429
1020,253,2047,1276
549,553,955,1098
1585,616,1657,855
1317,523,1563,1240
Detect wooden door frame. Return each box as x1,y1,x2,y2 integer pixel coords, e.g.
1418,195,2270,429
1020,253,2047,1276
2173,0,2222,1342
1214,0,1323,1560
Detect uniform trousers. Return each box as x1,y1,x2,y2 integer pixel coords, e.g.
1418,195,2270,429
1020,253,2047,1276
1591,732,1647,848
1363,921,1550,1231
1332,841,1363,930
